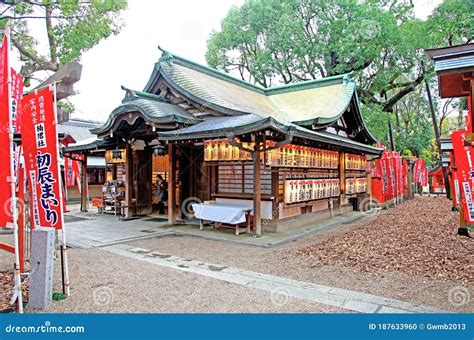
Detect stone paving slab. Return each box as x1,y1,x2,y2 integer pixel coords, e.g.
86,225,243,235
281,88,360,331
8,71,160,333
64,210,372,249
63,214,173,249
103,243,445,314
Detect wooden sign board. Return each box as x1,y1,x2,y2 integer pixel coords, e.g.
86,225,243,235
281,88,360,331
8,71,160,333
105,149,127,164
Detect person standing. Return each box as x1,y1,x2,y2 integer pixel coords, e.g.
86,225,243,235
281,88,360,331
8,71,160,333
156,174,168,215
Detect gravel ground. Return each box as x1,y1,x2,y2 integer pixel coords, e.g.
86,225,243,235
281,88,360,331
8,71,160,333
128,197,473,313
1,196,471,313
0,233,341,313
33,248,343,313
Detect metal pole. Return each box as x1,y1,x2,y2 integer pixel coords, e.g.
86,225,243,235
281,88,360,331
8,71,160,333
53,83,70,296
5,25,23,313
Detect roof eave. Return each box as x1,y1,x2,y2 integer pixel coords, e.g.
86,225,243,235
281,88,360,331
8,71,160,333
158,117,287,141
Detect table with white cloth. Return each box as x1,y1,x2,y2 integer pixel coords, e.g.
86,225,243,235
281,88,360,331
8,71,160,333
191,203,253,235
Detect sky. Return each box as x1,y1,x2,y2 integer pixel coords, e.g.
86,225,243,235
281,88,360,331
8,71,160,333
69,0,246,122
18,0,443,123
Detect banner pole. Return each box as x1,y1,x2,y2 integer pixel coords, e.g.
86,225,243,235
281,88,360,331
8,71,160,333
5,25,23,313
52,83,70,296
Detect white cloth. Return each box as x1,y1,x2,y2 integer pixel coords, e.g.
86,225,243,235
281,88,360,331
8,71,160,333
192,203,252,225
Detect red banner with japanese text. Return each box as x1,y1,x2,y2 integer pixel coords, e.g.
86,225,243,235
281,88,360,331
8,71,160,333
380,156,389,198
452,169,460,207
0,35,11,228
413,159,421,185
422,167,428,187
386,152,395,199
419,159,425,184
21,87,63,230
402,159,408,192
11,68,23,181
451,130,474,223
65,156,74,187
65,156,82,193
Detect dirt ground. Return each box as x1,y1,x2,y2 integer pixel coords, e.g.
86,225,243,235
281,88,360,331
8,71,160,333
127,196,473,313
0,196,472,313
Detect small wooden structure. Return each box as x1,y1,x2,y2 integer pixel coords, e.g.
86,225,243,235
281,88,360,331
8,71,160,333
429,163,445,194
65,49,382,234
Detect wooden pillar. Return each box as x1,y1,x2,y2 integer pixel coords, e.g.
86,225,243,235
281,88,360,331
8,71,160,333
271,170,280,224
125,145,133,218
210,164,217,197
168,143,177,225
80,154,88,212
253,142,262,236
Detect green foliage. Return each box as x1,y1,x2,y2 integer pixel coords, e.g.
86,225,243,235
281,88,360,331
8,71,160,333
52,0,127,64
52,292,67,301
426,0,474,47
206,0,471,161
57,99,75,115
1,0,127,83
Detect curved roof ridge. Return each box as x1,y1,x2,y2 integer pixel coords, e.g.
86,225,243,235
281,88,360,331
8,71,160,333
120,85,170,103
156,47,352,95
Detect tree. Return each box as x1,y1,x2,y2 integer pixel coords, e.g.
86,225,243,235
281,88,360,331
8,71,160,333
206,0,472,160
0,0,127,87
206,0,472,113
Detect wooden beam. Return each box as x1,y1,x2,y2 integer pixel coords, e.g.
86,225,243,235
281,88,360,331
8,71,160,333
253,141,262,236
168,143,177,225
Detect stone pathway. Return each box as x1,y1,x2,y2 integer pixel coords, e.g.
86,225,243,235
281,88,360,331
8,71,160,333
64,215,172,249
64,210,373,249
103,243,444,314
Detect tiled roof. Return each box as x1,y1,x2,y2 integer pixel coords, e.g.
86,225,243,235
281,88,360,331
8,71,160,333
434,55,474,72
92,89,199,135
161,114,264,135
57,119,102,142
159,114,382,155
145,52,356,126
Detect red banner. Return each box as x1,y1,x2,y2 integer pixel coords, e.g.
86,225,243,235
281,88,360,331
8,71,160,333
0,35,11,228
22,87,63,229
380,156,389,197
402,159,408,192
11,69,23,183
451,130,474,222
452,170,460,207
65,156,73,187
422,167,428,187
